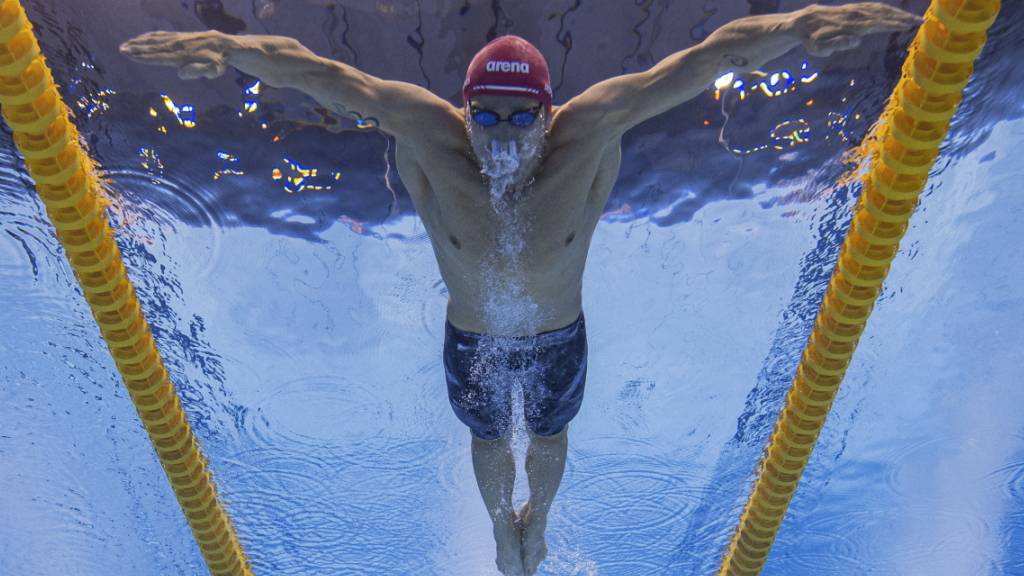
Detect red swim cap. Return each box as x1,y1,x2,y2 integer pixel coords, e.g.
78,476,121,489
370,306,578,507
463,35,552,113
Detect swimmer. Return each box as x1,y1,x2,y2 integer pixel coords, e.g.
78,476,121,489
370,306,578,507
120,3,921,574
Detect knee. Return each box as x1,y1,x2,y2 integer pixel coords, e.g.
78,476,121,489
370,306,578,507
528,423,568,443
472,430,512,445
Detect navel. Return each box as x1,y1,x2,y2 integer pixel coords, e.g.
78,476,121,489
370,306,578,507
449,234,462,250
565,231,576,246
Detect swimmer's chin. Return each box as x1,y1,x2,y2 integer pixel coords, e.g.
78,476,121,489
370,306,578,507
474,151,545,190
479,165,537,191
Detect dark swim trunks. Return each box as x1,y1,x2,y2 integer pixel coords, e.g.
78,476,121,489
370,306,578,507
443,312,587,441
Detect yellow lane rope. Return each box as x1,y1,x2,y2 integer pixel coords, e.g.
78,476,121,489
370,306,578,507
718,0,1001,574
0,1,252,574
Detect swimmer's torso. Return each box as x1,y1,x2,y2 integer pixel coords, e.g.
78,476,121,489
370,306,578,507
394,105,621,336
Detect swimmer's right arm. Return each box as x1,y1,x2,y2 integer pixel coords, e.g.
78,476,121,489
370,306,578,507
119,31,462,146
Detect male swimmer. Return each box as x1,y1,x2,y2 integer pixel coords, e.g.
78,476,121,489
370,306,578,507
120,3,920,574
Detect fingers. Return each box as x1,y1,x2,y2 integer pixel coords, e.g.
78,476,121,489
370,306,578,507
806,42,839,58
854,2,924,32
823,35,862,55
177,60,224,80
867,15,923,34
119,32,184,66
120,31,228,81
804,3,923,57
119,31,216,64
119,30,176,53
178,50,226,80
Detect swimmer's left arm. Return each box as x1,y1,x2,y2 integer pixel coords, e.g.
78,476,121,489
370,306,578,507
558,3,921,144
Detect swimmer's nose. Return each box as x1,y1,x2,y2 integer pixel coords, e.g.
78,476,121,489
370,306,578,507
490,123,517,140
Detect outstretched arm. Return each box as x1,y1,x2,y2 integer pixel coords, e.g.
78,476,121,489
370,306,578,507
556,2,921,144
119,31,462,147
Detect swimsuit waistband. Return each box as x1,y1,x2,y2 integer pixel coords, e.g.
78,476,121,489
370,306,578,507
446,311,584,348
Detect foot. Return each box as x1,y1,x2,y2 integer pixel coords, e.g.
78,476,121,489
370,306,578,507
517,501,549,575
493,512,526,576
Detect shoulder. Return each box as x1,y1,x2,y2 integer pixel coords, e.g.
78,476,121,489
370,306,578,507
546,100,623,155
389,95,466,153
392,112,477,196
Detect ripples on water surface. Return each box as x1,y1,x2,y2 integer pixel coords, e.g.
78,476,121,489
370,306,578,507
1,1,1023,575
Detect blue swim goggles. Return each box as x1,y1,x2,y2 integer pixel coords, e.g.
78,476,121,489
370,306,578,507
470,105,542,128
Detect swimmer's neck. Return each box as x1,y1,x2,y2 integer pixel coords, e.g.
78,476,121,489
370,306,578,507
485,173,537,195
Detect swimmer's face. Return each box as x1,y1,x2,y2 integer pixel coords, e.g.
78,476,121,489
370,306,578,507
464,94,550,186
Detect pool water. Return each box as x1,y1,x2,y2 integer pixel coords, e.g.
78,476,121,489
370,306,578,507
1,1,1022,574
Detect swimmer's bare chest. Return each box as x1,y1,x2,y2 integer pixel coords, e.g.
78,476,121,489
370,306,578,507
394,131,622,336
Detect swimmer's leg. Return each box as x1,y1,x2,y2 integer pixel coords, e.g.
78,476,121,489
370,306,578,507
471,432,525,576
520,424,569,575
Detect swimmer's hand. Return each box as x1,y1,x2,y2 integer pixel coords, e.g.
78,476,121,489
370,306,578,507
118,30,459,146
796,2,923,57
119,30,231,80
554,2,921,148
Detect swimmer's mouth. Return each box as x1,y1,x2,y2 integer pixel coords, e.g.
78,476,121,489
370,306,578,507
490,140,518,157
